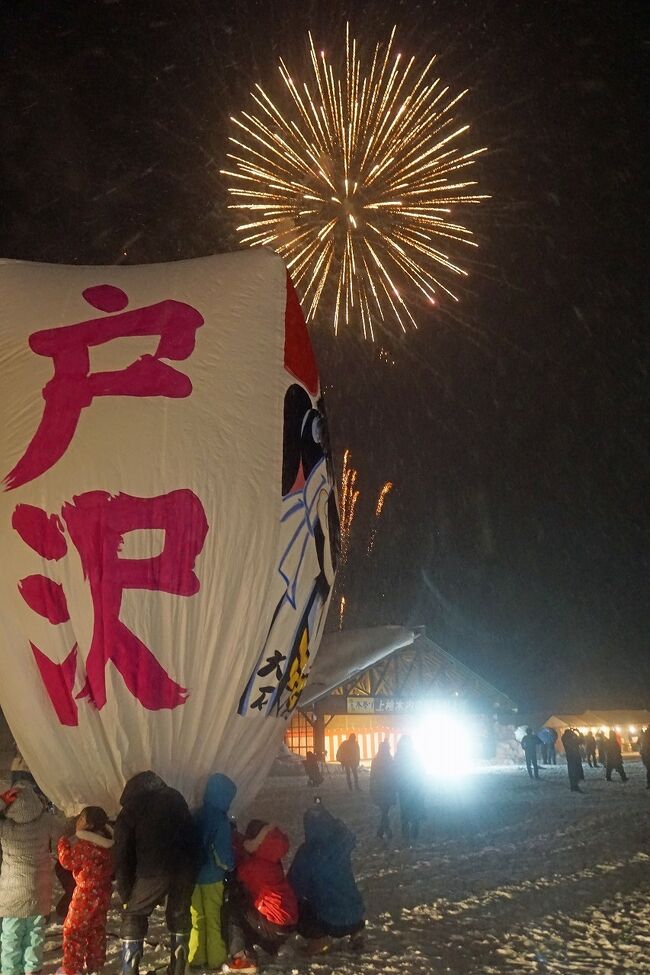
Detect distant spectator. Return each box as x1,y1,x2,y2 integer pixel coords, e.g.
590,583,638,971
605,731,628,783
640,728,650,789
369,741,397,840
336,736,361,792
561,729,584,793
394,736,425,844
584,732,599,768
595,731,607,768
520,729,541,780
303,753,324,788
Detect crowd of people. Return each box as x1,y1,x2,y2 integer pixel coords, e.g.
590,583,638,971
519,725,650,792
0,770,366,975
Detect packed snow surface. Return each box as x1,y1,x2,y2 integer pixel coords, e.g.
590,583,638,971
41,760,650,974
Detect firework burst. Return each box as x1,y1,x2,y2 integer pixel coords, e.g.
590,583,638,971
223,25,488,338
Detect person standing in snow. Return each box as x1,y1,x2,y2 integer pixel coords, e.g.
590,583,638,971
336,735,361,791
114,771,199,975
370,741,397,840
584,731,599,768
605,730,628,782
223,819,297,974
0,785,65,975
546,727,558,765
561,729,584,793
394,736,425,843
303,752,324,788
520,729,541,779
288,805,365,956
57,806,114,975
640,728,650,789
595,731,607,768
189,773,236,971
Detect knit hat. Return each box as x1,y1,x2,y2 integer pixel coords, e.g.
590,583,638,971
6,786,44,824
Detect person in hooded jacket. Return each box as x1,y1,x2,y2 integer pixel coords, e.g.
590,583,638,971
605,731,628,782
369,741,397,840
0,785,65,975
189,773,236,971
288,806,365,956
114,771,199,975
223,820,298,974
57,806,114,975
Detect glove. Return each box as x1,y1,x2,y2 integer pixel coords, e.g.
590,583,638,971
0,788,19,806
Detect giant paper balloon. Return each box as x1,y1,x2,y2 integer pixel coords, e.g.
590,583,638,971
0,249,339,814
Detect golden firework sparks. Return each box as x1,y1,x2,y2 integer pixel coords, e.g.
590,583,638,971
339,594,347,630
339,449,360,565
368,480,394,554
223,25,488,338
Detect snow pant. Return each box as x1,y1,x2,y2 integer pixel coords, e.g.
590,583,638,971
55,861,77,920
524,752,539,778
606,762,628,782
586,747,598,767
296,900,365,941
226,885,294,957
399,792,422,842
62,888,111,975
567,757,583,791
189,881,227,969
540,744,548,764
120,872,194,940
0,915,46,975
344,765,359,791
377,802,392,838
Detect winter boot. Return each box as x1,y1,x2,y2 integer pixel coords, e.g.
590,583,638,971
121,939,143,975
168,932,189,975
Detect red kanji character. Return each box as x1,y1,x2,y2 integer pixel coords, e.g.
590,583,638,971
4,285,203,490
61,489,208,712
14,489,208,725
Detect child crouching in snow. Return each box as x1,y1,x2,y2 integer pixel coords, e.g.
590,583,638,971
222,820,297,974
0,785,65,975
57,806,114,975
189,773,236,971
288,806,365,956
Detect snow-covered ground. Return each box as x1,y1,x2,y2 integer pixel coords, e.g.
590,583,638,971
42,758,650,975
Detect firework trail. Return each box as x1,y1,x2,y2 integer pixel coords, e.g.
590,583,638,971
368,480,394,554
340,449,360,564
339,594,347,630
223,25,488,338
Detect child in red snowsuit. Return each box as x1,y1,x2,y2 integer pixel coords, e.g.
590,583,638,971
57,807,114,975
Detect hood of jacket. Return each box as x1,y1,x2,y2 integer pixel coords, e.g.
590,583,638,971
303,807,355,856
5,786,44,824
203,773,236,814
243,824,289,862
76,827,114,849
120,771,165,807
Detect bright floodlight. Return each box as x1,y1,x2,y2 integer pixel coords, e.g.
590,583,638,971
414,707,478,778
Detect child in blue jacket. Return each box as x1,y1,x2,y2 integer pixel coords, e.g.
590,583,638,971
288,806,365,955
189,774,236,970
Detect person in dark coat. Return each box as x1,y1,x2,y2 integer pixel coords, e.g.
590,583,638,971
369,741,397,840
394,736,425,843
605,731,628,782
114,771,199,975
223,820,297,974
640,728,650,789
303,752,324,788
561,729,584,792
288,806,365,956
546,727,558,765
520,729,541,779
584,732,599,768
336,736,361,791
595,731,607,768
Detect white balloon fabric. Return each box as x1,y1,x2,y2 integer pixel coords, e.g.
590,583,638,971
0,249,339,814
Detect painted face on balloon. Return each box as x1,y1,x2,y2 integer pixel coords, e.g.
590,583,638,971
238,383,339,718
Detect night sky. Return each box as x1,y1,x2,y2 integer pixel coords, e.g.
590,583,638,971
1,0,647,711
